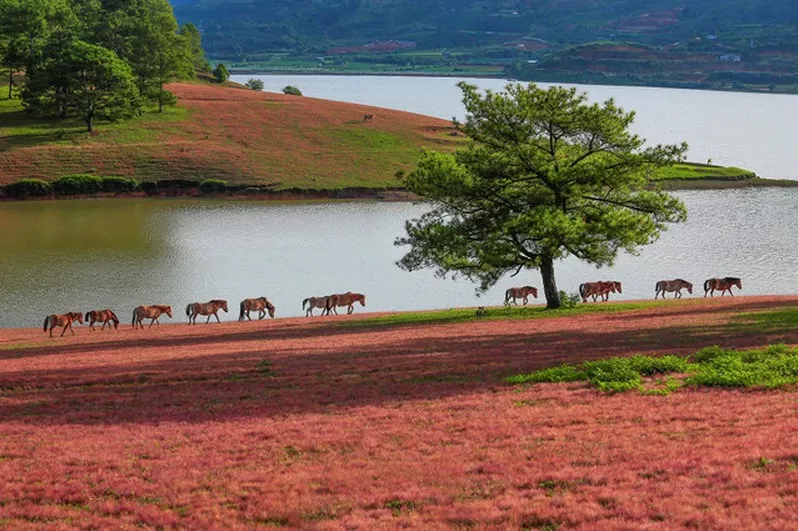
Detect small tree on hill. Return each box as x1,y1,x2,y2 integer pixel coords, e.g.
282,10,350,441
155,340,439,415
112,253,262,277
59,40,139,132
396,82,688,309
282,85,302,96
212,62,229,83
245,78,264,91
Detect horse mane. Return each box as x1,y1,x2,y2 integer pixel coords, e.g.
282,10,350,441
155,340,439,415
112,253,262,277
723,277,741,282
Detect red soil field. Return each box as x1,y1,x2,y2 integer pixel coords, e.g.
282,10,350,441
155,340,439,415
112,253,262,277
1,296,797,528
0,83,461,188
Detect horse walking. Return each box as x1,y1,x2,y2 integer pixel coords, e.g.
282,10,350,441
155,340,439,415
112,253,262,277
239,297,276,321
580,281,621,303
85,309,120,331
43,312,84,337
328,292,366,315
302,296,333,317
655,279,693,299
504,286,538,306
132,305,173,330
186,300,228,325
704,277,742,297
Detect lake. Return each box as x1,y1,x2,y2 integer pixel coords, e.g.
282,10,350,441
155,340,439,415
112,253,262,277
232,74,798,181
2,189,797,328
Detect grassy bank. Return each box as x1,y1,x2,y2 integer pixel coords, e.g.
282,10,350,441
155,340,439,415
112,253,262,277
0,83,463,190
1,83,786,196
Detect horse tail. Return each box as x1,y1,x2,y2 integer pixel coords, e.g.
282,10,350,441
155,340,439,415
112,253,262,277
655,281,660,293
239,300,245,321
185,303,192,317
703,279,710,292
579,283,586,297
43,315,50,333
84,312,91,322
302,298,309,310
504,289,511,303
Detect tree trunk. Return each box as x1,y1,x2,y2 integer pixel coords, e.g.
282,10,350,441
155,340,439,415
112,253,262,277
539,255,561,309
7,69,12,99
86,115,93,133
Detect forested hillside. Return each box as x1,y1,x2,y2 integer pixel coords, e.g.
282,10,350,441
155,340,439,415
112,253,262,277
172,0,798,91
173,0,798,57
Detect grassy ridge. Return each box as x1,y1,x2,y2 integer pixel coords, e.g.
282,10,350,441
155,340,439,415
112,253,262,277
0,83,463,189
0,83,767,192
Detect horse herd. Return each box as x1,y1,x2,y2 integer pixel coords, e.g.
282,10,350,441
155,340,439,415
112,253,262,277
503,277,742,306
41,277,742,337
42,292,367,337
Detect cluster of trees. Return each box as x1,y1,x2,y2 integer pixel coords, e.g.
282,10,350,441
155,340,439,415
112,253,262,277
0,0,208,131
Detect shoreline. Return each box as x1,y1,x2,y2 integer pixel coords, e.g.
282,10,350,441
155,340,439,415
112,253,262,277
2,177,797,204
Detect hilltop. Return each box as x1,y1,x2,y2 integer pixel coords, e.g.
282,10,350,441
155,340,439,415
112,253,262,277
0,83,461,190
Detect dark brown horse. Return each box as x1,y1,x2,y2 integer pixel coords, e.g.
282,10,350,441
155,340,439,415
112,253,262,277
186,300,228,325
43,312,84,337
363,113,375,122
239,297,276,321
704,277,742,297
504,286,538,306
132,305,173,330
328,292,366,315
85,309,120,331
579,281,622,303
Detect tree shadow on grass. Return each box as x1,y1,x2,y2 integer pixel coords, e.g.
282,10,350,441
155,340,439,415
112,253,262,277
1,307,797,426
0,111,87,150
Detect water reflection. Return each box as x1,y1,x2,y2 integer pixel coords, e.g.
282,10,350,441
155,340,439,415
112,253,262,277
1,190,797,328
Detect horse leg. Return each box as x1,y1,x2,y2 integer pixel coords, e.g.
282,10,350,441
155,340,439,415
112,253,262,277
206,314,212,324
149,318,155,329
214,312,221,323
523,296,528,306
70,323,75,336
348,305,354,315
61,324,68,337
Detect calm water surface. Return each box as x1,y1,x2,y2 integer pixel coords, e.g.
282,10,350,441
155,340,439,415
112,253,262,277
232,74,798,180
1,190,797,328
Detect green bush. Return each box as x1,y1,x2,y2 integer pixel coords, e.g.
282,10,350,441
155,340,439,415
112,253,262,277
213,63,230,83
507,365,586,385
52,174,103,196
583,358,642,393
245,78,265,91
282,85,302,96
101,176,139,193
4,179,52,198
558,290,581,309
199,179,228,194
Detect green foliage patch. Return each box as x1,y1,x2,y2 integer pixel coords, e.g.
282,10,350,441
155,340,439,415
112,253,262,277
52,174,104,196
509,345,798,393
3,179,53,198
198,179,228,194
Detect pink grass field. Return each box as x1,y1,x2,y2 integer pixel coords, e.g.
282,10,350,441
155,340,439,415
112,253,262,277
1,296,797,529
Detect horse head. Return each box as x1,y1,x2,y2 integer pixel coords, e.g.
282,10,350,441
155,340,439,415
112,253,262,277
219,300,229,313
686,282,693,294
164,306,173,318
73,312,85,324
266,299,276,318
358,294,366,307
614,281,622,294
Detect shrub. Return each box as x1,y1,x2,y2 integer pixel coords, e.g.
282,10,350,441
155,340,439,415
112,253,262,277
4,179,52,198
140,181,158,195
507,365,586,385
213,63,230,83
101,176,139,193
245,78,264,91
282,85,302,96
199,179,228,194
52,174,103,196
583,359,641,393
557,290,581,310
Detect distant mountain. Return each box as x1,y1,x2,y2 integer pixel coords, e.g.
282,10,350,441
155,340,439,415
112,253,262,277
172,0,798,58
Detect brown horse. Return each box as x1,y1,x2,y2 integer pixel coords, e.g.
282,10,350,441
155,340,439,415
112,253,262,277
186,300,228,325
655,279,693,299
239,297,276,321
328,292,366,315
363,113,375,122
704,277,742,297
579,281,622,302
43,312,84,337
504,286,538,306
302,296,333,317
85,309,120,331
132,305,173,330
